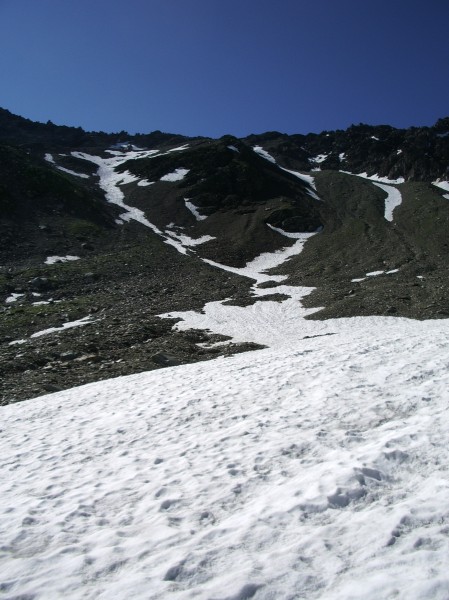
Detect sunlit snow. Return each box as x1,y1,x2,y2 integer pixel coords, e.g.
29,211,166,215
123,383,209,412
45,255,80,265
2,289,449,600
72,150,200,257
3,143,449,600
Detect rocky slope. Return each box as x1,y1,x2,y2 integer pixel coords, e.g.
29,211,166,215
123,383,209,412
1,108,448,403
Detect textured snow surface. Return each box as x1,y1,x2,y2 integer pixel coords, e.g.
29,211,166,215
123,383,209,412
2,319,449,600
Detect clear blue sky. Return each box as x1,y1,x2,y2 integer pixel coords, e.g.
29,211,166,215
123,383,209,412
1,0,448,137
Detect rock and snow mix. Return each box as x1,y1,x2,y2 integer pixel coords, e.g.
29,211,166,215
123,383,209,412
185,199,207,221
341,171,403,221
2,146,449,600
252,146,321,201
44,153,89,179
2,202,449,599
432,180,449,200
71,149,205,257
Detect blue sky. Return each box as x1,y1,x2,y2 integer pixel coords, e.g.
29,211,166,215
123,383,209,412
1,0,448,137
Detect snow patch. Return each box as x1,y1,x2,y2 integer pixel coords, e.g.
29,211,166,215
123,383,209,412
30,316,95,338
228,145,239,152
160,168,189,182
45,255,80,265
253,145,276,163
185,199,207,221
267,223,316,239
309,153,328,164
5,293,24,304
165,231,215,247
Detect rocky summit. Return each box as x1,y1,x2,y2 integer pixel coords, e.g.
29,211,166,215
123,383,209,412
1,107,448,403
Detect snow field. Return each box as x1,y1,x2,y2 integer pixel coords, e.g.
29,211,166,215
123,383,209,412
1,324,449,599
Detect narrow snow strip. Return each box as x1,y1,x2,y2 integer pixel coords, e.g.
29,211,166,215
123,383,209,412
366,270,385,277
280,167,321,200
252,146,321,201
341,171,405,185
185,199,207,221
167,144,190,152
160,168,189,182
30,316,95,338
340,171,403,220
253,145,276,163
56,166,89,179
267,223,314,239
228,145,239,152
45,255,80,265
352,269,399,282
8,339,27,346
137,179,154,187
44,153,88,178
71,151,191,255
371,181,403,221
5,293,24,304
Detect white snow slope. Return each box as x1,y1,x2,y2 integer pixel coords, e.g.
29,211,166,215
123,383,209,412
1,318,449,600
2,152,449,600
